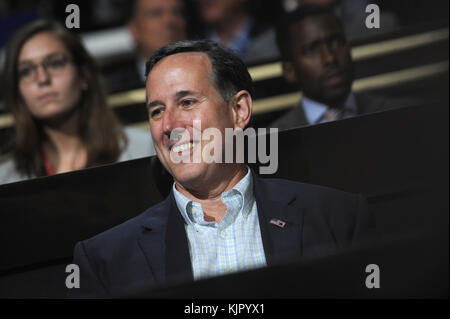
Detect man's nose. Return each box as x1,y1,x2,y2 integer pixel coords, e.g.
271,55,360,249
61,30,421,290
163,11,180,26
36,65,51,85
161,107,183,137
321,44,337,65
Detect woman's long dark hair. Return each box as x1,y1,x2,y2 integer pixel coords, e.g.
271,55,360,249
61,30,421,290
2,20,127,177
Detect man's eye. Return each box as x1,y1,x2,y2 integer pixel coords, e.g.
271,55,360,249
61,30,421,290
18,67,33,78
302,43,320,55
147,9,163,18
181,99,196,107
150,108,163,118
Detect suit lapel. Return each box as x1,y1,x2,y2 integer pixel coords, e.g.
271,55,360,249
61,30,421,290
164,192,193,284
138,193,193,285
275,101,309,130
253,172,304,265
297,100,310,126
137,204,167,284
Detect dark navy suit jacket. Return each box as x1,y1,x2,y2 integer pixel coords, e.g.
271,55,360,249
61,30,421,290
70,172,374,297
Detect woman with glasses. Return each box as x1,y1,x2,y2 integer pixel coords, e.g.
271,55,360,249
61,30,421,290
0,20,155,184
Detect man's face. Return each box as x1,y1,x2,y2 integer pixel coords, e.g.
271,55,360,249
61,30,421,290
286,13,354,106
147,52,237,188
130,0,186,58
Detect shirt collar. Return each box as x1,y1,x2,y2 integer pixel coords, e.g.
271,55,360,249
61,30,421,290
301,93,357,124
172,167,254,227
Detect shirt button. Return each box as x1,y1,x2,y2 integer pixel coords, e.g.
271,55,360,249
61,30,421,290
220,231,227,237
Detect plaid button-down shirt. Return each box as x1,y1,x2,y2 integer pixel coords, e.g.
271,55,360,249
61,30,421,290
173,168,267,280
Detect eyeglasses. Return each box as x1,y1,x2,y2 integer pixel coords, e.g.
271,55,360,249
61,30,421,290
17,54,73,84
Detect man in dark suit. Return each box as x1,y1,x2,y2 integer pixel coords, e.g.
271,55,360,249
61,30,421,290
195,0,280,64
70,40,374,297
104,0,188,93
270,5,404,130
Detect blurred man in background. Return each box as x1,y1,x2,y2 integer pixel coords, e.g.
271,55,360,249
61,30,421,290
195,0,279,64
106,0,187,92
271,5,406,130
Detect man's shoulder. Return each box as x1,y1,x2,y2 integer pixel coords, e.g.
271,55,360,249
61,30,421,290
269,103,308,131
257,176,371,242
355,91,421,115
80,197,170,252
257,176,358,205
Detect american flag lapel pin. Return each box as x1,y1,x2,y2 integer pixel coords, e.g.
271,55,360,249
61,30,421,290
270,218,286,228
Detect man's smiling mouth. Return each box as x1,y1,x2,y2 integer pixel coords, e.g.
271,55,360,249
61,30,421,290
171,141,200,153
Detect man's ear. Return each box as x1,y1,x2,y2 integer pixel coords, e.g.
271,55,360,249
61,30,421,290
231,90,253,130
282,61,297,83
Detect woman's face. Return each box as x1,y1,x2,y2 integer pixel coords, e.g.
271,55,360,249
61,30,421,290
17,32,84,121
